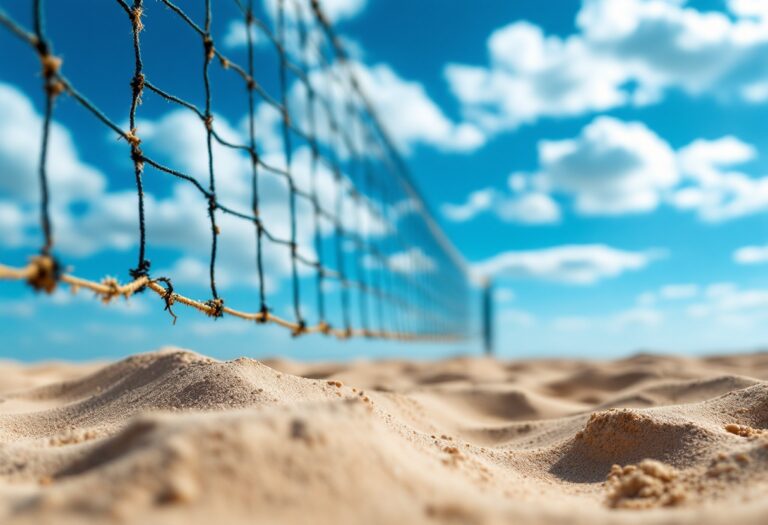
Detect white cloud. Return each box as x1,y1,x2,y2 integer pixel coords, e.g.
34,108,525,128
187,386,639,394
264,0,367,24
636,291,657,306
493,192,560,223
446,0,768,133
446,21,628,132
552,306,663,333
539,117,677,215
677,136,757,184
252,60,485,156
387,248,436,275
222,20,265,49
728,0,768,20
494,287,515,303
670,136,768,222
733,244,768,264
685,283,768,327
0,83,106,251
445,116,678,221
611,307,664,329
441,185,560,224
0,201,26,247
637,283,699,306
441,189,494,222
346,62,485,153
498,308,537,327
659,283,699,300
472,244,665,285
449,117,768,224
0,84,105,204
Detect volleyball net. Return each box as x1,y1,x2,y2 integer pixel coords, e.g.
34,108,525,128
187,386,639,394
0,0,475,342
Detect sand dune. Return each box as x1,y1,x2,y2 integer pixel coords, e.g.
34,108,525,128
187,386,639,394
0,349,766,524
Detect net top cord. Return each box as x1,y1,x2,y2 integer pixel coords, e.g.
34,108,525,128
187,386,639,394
0,0,473,342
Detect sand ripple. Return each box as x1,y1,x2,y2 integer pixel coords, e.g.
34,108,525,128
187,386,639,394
0,348,766,524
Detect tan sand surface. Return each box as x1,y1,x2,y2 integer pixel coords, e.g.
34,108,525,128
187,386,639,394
0,348,766,524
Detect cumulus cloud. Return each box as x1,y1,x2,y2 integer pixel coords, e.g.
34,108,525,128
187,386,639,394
727,0,768,21
539,117,677,215
442,189,495,222
446,0,768,133
448,117,768,224
0,83,108,252
472,244,665,285
344,62,485,153
249,59,485,156
0,84,105,204
733,244,768,264
441,185,560,224
444,116,677,221
670,136,768,222
388,248,436,275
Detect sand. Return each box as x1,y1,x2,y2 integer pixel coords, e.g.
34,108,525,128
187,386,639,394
0,349,766,524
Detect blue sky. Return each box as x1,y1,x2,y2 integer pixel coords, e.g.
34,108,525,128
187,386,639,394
3,0,768,361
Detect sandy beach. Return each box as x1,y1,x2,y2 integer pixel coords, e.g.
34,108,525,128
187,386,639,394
0,348,766,524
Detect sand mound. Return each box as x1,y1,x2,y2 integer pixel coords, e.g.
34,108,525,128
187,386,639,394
0,349,767,524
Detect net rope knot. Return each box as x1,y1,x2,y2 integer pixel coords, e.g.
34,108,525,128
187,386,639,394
291,320,307,337
205,298,225,318
131,6,144,32
26,254,61,294
39,54,65,98
203,36,215,62
129,259,151,280
124,128,141,148
40,54,61,77
131,73,145,103
99,277,122,303
257,304,269,323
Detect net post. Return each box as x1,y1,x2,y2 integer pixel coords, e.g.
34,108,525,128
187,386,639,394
482,277,494,356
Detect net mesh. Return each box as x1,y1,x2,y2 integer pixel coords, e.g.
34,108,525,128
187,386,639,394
0,0,472,342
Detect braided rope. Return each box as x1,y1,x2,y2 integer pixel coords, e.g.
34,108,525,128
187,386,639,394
0,259,459,341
